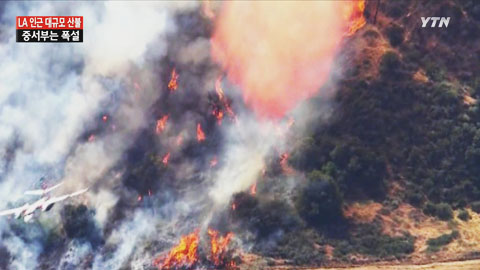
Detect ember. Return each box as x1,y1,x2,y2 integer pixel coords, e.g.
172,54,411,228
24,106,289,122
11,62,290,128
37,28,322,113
250,183,257,196
280,153,294,175
168,68,179,91
197,123,206,142
210,156,218,167
162,152,171,166
156,115,169,135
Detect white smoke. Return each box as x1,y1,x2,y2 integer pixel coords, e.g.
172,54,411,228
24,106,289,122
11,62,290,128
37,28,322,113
0,1,340,269
0,1,197,269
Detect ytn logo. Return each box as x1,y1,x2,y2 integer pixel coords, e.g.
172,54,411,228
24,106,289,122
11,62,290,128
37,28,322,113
421,17,450,28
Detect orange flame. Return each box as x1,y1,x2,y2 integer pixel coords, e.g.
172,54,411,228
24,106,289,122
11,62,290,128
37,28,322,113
280,153,294,175
210,156,218,167
215,77,225,100
154,231,199,269
207,229,234,266
250,183,257,196
102,115,108,122
197,123,206,142
168,68,179,91
162,152,171,166
88,134,95,142
212,1,366,118
176,133,183,146
344,0,366,36
156,115,169,135
212,108,224,125
215,77,236,122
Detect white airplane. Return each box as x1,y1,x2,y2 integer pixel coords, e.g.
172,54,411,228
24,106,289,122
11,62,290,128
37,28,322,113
0,187,88,222
24,182,64,196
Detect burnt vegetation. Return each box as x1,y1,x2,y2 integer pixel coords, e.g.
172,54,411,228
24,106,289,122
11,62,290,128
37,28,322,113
12,1,480,268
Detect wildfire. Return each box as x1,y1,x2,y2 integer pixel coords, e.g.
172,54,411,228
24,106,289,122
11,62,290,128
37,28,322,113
137,195,142,202
156,115,169,135
88,134,95,142
176,133,183,146
344,0,366,36
154,231,199,269
212,108,224,125
207,229,234,266
250,183,257,196
162,152,171,166
280,153,294,175
215,77,225,100
197,123,206,142
214,77,236,124
154,229,235,270
210,156,218,167
102,115,108,122
168,68,179,91
211,1,366,118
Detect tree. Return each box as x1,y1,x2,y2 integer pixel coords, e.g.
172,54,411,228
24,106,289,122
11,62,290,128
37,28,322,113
296,171,344,227
379,51,402,78
386,24,404,46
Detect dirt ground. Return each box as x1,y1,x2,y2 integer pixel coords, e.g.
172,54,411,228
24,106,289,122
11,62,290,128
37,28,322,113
303,259,480,270
263,259,480,270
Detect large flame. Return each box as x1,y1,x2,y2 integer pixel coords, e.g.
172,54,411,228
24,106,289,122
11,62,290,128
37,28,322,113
207,229,234,266
344,0,366,36
154,229,235,269
211,1,366,118
154,231,199,269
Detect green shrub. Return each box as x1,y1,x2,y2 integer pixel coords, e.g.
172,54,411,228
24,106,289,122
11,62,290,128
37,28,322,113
386,24,404,46
379,51,402,78
471,201,480,213
334,223,415,259
426,231,459,252
423,202,453,220
295,171,344,227
260,231,325,265
231,192,299,239
458,209,471,221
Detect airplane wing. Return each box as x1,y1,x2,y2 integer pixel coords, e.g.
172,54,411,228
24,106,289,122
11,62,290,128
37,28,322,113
24,182,64,196
44,188,88,205
0,204,28,217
